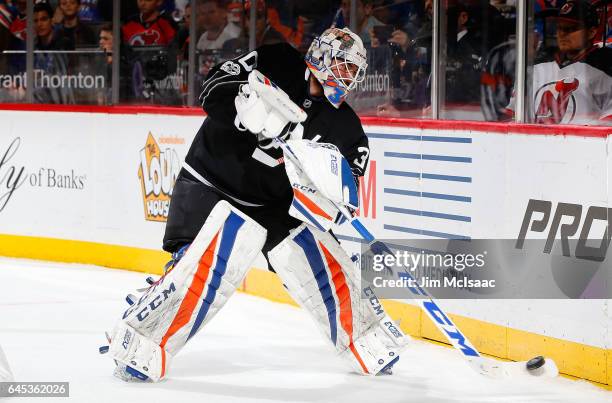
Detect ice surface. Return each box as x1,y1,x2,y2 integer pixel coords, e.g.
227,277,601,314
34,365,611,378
0,257,608,403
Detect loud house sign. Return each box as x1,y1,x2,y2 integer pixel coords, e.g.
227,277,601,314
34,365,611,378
137,132,181,222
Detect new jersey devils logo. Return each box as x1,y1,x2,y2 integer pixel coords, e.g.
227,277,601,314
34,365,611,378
559,1,574,16
534,78,579,124
129,30,162,46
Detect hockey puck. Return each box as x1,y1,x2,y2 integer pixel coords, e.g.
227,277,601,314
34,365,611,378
526,356,545,370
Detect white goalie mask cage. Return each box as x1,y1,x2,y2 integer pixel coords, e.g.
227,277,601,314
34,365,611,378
305,27,368,108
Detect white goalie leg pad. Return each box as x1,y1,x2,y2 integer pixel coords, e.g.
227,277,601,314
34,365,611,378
0,345,13,382
268,224,410,375
108,321,168,382
108,200,267,381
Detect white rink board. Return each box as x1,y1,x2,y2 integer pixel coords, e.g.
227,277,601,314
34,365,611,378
0,109,609,350
338,124,610,349
0,110,200,249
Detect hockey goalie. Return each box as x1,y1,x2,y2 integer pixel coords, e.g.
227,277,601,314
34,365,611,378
102,27,409,382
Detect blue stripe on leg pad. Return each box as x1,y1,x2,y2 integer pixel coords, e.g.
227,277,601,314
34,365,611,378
293,227,338,345
187,212,245,340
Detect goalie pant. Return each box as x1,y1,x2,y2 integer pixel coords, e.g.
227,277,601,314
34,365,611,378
107,201,409,381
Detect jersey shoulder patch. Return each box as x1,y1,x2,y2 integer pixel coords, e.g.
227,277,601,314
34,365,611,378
219,60,241,75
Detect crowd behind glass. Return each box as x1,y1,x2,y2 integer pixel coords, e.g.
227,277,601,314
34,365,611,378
0,0,609,125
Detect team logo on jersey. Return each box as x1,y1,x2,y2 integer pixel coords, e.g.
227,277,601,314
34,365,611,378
533,78,579,124
9,17,26,41
137,132,181,222
559,2,574,16
129,30,162,46
220,61,240,75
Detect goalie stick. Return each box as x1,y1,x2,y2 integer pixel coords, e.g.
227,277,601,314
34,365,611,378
276,136,559,380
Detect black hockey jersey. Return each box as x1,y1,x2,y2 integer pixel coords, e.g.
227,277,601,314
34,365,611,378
185,43,370,208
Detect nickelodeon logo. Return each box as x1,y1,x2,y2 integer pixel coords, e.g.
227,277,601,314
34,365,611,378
138,132,181,222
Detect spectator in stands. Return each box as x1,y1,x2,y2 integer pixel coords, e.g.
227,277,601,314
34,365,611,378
33,1,74,103
335,0,384,47
194,0,286,78
98,22,131,104
176,1,191,59
606,3,612,48
175,0,188,13
0,1,16,51
267,0,330,53
193,0,240,78
107,0,175,22
99,21,112,63
227,0,242,24
222,0,286,54
98,22,112,103
78,0,102,23
370,0,387,23
412,0,432,49
375,0,432,117
527,0,611,124
445,3,482,104
0,1,15,82
379,0,421,37
196,0,240,51
55,0,97,48
0,0,26,81
34,1,70,50
8,0,25,44
161,0,177,15
0,1,26,99
122,0,177,46
177,2,211,58
601,3,612,48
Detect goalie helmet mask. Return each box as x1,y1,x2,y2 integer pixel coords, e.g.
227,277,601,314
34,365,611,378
305,27,368,108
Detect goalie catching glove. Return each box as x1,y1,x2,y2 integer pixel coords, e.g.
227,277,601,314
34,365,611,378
234,70,307,139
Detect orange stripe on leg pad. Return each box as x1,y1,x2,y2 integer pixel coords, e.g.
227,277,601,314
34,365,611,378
160,348,166,379
319,242,369,374
160,233,219,348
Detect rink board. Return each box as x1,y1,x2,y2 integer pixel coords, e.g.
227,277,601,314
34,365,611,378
0,106,610,386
